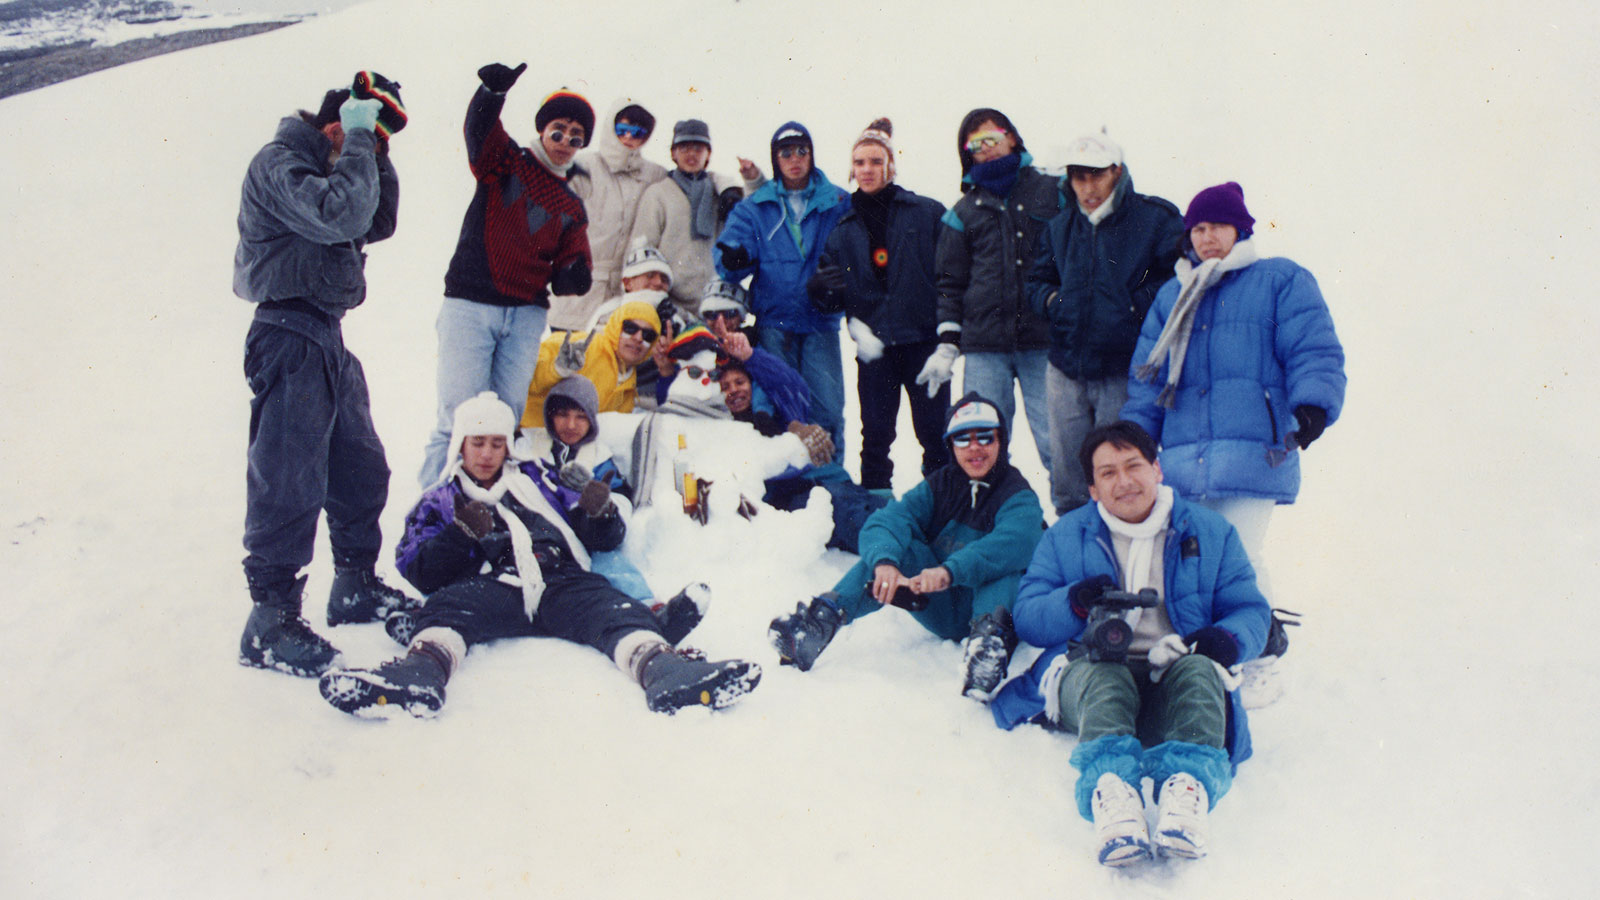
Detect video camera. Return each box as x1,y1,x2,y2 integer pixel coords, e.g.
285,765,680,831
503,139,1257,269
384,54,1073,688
1078,588,1159,663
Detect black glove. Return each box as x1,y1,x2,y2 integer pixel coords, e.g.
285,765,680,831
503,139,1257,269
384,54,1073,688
1067,573,1117,619
477,62,527,93
453,495,495,540
716,187,744,225
717,242,754,271
806,264,848,313
1292,405,1327,449
478,531,512,565
1182,626,1240,668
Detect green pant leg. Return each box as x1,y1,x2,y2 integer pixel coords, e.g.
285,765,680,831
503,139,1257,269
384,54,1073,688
1059,660,1141,743
969,572,1020,620
828,557,880,622
1147,654,1227,749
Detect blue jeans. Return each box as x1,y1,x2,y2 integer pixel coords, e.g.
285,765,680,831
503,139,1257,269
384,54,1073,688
961,349,1052,473
419,297,548,487
1046,366,1128,514
756,324,846,455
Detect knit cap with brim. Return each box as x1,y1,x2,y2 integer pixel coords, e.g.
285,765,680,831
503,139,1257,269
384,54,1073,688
666,325,721,361
536,90,596,139
622,245,673,286
699,279,748,318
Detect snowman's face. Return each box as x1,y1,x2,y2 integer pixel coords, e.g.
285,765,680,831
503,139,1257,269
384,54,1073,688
668,348,726,410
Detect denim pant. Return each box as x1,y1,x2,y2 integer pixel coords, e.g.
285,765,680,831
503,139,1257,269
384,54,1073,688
757,324,846,455
419,297,548,487
961,349,1053,473
1045,366,1128,514
856,340,950,490
243,313,389,593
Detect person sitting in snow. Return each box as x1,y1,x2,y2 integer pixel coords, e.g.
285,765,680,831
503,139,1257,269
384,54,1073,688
697,279,822,448
520,299,661,430
990,420,1270,866
319,392,760,718
572,243,679,412
767,393,1045,698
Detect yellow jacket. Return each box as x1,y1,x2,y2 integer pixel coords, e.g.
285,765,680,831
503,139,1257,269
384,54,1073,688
522,300,662,428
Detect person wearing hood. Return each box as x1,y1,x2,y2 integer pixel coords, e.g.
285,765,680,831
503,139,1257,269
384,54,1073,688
548,99,669,332
520,299,663,429
991,421,1270,866
809,117,951,492
320,392,760,718
714,121,851,454
1121,182,1345,707
422,62,595,487
233,73,415,679
920,108,1065,477
632,119,765,319
767,393,1045,700
1025,133,1184,514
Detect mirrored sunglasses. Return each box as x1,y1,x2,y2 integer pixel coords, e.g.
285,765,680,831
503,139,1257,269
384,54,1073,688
545,125,587,148
614,122,650,140
964,130,1008,154
620,320,658,343
776,145,811,159
950,429,998,448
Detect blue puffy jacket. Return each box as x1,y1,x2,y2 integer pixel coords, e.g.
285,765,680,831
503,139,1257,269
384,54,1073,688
715,170,849,334
991,496,1269,766
1122,251,1346,503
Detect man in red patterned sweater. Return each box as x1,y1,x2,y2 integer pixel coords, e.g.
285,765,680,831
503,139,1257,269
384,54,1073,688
419,62,596,486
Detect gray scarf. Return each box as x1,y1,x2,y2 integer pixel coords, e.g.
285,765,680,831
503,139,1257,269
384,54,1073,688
671,169,717,239
1134,240,1258,407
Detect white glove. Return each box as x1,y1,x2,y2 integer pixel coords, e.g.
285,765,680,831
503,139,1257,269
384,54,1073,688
1147,633,1191,681
915,343,960,398
846,317,884,363
554,330,594,378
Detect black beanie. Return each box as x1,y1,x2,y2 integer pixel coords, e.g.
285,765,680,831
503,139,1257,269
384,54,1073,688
536,90,596,140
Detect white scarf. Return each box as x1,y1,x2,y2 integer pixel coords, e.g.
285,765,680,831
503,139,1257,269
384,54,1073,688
1134,240,1257,407
528,139,574,178
1096,484,1174,594
450,461,591,619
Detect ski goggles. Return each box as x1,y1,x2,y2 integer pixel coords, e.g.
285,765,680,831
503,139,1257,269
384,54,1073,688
949,429,998,448
620,320,658,343
964,130,1008,154
544,125,587,148
615,121,651,140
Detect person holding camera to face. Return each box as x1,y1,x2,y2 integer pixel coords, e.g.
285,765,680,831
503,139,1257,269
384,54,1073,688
991,421,1270,868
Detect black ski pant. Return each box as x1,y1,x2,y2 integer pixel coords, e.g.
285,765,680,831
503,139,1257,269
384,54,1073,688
857,340,950,490
412,569,661,659
242,304,389,599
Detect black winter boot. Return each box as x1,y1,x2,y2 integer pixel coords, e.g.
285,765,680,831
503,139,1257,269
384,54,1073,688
633,643,761,714
319,641,452,719
960,608,1018,700
239,576,341,677
652,582,710,646
327,566,418,627
767,593,844,672
384,608,417,647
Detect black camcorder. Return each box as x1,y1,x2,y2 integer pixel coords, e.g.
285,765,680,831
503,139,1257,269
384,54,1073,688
1077,588,1159,663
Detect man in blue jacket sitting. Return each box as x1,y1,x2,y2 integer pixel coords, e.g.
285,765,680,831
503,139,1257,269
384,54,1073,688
991,421,1269,867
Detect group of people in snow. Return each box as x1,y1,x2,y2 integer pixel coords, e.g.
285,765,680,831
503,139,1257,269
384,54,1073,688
229,65,1346,867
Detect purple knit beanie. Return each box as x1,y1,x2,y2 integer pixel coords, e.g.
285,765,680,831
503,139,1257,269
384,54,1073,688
1183,182,1255,238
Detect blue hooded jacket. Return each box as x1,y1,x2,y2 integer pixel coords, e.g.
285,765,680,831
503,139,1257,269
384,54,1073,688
715,163,849,335
991,494,1270,767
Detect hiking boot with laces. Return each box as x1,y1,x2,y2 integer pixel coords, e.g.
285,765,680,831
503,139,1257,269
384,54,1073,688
239,577,341,677
1153,772,1210,859
960,608,1017,700
1090,772,1152,867
636,644,761,714
653,582,710,646
319,643,451,719
767,593,843,672
327,566,419,627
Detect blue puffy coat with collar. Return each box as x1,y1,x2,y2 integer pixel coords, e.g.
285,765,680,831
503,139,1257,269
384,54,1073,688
991,495,1269,766
714,170,849,335
1122,251,1346,503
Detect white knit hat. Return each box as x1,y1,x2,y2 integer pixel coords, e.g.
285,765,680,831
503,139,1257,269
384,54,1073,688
852,116,895,181
699,279,748,318
622,244,673,286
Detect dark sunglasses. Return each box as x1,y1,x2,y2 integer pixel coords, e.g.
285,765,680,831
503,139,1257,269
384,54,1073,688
950,429,998,448
776,145,811,159
614,122,650,140
545,125,587,148
620,320,658,343
683,364,721,381
703,308,743,322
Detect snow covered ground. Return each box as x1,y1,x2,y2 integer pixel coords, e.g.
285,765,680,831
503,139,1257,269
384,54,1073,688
0,1,319,55
2,0,1597,896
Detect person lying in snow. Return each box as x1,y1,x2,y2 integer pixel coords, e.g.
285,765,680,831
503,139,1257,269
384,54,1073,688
767,393,1045,699
990,420,1270,866
318,392,759,718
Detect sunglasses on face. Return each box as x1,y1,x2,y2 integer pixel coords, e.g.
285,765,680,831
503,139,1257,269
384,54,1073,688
614,122,650,140
964,130,1008,154
683,365,720,381
620,320,658,343
703,308,743,323
950,429,998,448
776,145,811,160
545,126,587,148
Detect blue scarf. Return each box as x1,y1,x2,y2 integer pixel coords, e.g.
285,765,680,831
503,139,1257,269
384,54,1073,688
968,153,1022,198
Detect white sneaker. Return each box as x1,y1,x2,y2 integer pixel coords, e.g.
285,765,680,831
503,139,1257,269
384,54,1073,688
1153,772,1210,859
1090,772,1152,867
1239,654,1284,709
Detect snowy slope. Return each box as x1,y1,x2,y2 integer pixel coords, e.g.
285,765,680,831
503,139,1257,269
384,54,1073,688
2,0,1598,897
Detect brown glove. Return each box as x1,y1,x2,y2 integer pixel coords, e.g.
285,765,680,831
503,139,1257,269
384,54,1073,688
578,479,613,517
787,421,835,465
453,494,496,539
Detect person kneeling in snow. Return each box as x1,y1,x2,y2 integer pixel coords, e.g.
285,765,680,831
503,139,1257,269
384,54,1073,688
319,392,760,718
768,393,1044,699
990,421,1270,866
